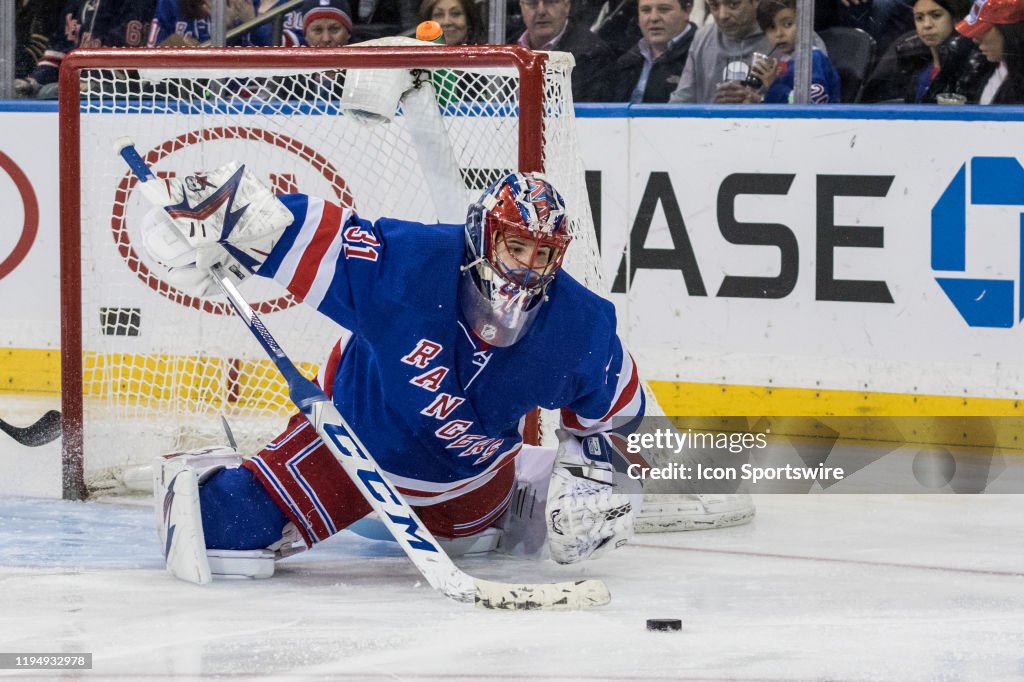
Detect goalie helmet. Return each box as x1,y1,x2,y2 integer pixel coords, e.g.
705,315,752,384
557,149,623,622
461,172,572,347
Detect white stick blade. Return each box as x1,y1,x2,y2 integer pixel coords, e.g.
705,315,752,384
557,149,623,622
473,578,610,611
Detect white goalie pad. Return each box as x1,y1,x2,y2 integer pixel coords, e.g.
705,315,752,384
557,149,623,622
207,549,275,579
347,517,502,556
154,446,305,583
497,445,556,559
155,453,217,585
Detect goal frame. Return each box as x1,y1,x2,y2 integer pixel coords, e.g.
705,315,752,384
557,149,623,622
58,46,552,500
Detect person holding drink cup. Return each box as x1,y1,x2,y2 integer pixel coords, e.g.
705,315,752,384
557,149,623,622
668,0,772,103
746,0,842,103
668,0,829,103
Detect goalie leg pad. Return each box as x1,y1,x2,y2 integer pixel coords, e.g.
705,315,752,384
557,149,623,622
347,516,504,556
155,447,299,583
635,494,757,533
158,465,209,584
154,447,246,585
207,549,276,579
204,524,306,580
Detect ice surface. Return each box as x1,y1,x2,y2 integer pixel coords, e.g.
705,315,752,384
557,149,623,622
2,394,1024,680
2,492,1023,681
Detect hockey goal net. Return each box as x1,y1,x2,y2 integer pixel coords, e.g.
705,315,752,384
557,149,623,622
59,43,607,499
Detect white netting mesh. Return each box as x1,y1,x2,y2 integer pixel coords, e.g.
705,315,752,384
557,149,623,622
68,46,613,494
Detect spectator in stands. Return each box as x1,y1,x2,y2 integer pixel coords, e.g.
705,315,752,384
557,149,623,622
300,0,354,46
668,0,773,102
148,0,248,47
573,0,643,56
830,0,916,56
15,0,64,81
351,0,419,41
748,0,842,102
263,0,352,100
147,0,303,47
861,0,992,101
15,0,155,99
604,0,697,101
250,0,306,45
957,0,1024,103
514,0,617,101
418,0,486,44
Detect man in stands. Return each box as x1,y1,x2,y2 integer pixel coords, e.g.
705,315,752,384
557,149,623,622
605,0,698,101
669,0,772,103
514,0,617,101
297,0,353,47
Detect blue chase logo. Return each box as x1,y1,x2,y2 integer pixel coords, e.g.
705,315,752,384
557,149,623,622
932,157,1024,328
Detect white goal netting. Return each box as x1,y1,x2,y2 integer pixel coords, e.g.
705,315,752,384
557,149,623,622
62,43,615,497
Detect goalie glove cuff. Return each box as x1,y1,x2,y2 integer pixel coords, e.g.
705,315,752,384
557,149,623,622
553,429,615,486
546,430,635,564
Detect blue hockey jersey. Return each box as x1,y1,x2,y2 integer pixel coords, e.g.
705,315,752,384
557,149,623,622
30,0,153,86
146,0,302,47
257,195,645,504
763,49,842,104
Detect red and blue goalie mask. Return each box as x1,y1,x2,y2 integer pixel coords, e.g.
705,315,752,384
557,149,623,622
461,172,572,346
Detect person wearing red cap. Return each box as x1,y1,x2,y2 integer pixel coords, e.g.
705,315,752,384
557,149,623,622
956,0,1024,102
300,0,353,47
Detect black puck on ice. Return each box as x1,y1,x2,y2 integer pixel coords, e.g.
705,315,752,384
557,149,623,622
646,618,682,632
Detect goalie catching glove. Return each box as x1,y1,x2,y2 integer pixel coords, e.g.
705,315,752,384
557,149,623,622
139,162,293,297
546,430,635,564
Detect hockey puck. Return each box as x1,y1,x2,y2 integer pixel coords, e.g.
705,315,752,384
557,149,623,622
646,618,682,632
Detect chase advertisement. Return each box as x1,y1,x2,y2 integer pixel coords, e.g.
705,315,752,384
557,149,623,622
578,112,1024,399
4,110,1024,402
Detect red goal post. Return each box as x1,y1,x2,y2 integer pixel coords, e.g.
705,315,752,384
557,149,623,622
58,45,601,500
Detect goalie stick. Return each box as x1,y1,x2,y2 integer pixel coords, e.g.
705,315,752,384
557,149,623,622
0,410,62,447
115,138,610,611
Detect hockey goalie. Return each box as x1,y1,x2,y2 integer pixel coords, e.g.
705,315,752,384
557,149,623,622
145,162,752,584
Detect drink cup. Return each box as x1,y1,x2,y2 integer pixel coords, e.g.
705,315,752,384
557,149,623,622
936,92,967,105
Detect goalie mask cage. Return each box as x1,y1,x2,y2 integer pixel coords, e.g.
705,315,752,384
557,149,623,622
58,44,607,500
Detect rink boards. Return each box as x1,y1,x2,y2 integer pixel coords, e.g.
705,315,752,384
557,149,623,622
3,103,1024,430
